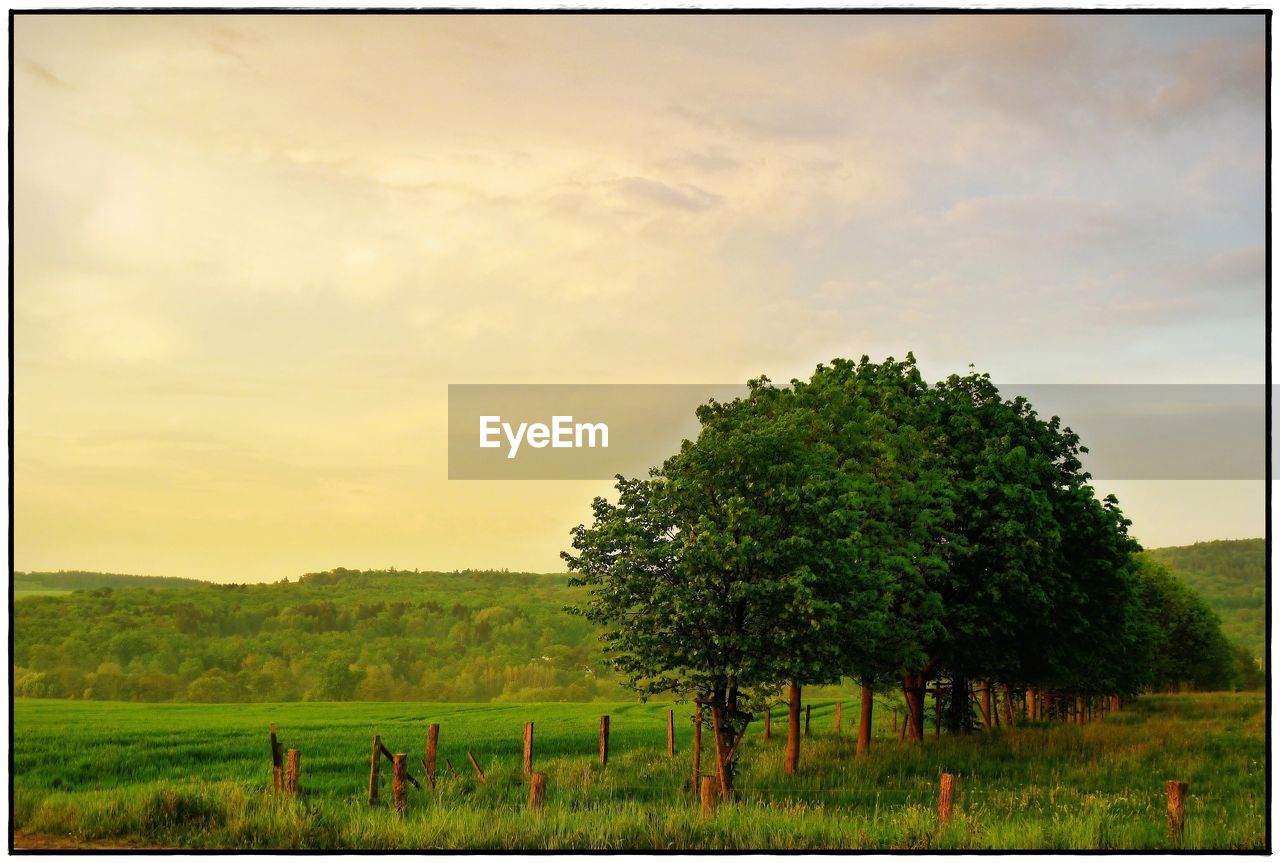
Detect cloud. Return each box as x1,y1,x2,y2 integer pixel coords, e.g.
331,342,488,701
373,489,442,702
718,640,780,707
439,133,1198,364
610,176,722,212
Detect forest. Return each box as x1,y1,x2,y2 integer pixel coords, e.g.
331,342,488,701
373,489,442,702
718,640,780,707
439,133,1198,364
11,546,1257,707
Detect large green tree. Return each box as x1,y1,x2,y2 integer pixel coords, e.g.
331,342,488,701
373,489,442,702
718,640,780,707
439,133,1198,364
565,379,892,794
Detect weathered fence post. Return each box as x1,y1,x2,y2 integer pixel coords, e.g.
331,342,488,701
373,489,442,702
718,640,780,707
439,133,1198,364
368,735,382,805
529,772,547,812
425,723,439,788
666,709,675,756
392,754,407,817
1166,780,1188,847
700,775,717,818
599,715,610,767
1076,696,1086,726
784,682,801,775
834,701,843,734
269,723,283,791
466,751,488,784
523,722,534,775
938,772,954,824
763,706,771,740
285,749,300,795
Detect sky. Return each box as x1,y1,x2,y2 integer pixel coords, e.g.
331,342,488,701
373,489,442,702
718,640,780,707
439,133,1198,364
13,13,1267,582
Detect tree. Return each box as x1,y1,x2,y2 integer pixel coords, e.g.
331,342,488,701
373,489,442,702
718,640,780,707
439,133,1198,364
1135,559,1238,691
311,659,365,701
566,379,889,795
785,356,953,748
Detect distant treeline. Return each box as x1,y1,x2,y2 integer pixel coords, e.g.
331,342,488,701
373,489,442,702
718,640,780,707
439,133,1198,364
11,544,1263,705
15,571,209,591
14,568,623,703
1144,539,1265,658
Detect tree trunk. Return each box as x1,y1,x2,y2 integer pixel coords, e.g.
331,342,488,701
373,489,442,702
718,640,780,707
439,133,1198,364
856,683,873,758
902,673,926,742
784,681,801,775
691,703,702,792
1002,684,1015,726
979,679,992,730
710,696,740,798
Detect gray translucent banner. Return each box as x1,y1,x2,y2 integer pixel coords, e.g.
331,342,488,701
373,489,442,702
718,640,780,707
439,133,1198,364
448,383,1269,481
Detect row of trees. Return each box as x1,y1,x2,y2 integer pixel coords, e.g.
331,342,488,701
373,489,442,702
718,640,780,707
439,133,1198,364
565,356,1240,796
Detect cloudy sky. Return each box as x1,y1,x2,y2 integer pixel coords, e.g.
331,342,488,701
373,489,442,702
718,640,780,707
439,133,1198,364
14,13,1266,581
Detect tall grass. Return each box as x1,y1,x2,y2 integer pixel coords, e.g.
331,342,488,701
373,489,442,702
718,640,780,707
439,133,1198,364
13,693,1265,850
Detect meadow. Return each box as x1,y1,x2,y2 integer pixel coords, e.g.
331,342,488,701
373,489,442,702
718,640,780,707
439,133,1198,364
12,692,1266,850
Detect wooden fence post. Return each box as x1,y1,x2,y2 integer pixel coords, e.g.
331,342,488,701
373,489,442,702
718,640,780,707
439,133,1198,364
368,735,382,805
1166,780,1188,847
700,775,717,818
834,702,843,734
269,723,283,791
285,749,300,795
425,723,439,788
392,754,407,817
763,706,771,740
938,772,954,824
466,751,487,784
523,722,534,775
804,703,811,736
529,772,547,812
667,709,675,756
785,682,801,775
599,715,610,767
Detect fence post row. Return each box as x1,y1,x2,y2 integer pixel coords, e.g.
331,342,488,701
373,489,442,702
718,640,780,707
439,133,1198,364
599,715,610,767
1167,780,1189,847
523,722,534,775
424,723,439,788
392,754,407,817
938,772,954,824
529,772,547,811
269,723,283,791
466,751,488,784
368,735,382,805
700,775,717,818
284,749,300,795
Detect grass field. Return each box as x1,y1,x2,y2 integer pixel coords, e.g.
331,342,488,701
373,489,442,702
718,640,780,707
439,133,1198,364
14,589,73,599
12,693,1266,850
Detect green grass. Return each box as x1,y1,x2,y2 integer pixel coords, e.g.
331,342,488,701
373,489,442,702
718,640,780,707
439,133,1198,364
13,693,1265,850
14,589,73,599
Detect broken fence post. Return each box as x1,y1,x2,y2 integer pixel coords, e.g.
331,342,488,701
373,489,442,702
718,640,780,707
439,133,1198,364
938,772,954,825
284,749,300,796
529,771,547,812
